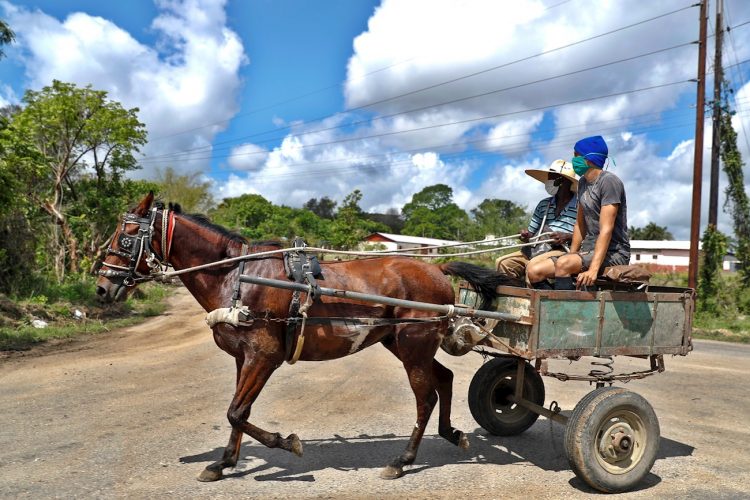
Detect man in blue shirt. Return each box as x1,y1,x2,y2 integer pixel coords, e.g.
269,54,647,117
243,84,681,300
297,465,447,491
496,159,578,285
527,135,629,290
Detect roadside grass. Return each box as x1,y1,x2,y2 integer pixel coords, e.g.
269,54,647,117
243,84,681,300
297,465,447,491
0,281,172,351
692,316,750,343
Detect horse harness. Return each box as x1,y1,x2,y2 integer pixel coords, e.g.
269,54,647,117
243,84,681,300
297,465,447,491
217,238,450,365
98,206,174,286
99,210,449,365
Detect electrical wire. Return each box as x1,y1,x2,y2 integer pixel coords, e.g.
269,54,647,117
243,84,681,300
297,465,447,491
139,4,699,161
140,41,697,163
722,1,750,154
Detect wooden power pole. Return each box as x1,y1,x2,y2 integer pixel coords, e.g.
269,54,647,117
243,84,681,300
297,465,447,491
689,0,708,290
708,0,724,227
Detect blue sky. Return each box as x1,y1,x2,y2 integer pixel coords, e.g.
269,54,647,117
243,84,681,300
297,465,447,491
2,0,750,239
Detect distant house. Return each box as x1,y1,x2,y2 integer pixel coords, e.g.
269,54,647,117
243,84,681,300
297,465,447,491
361,232,462,255
630,240,738,272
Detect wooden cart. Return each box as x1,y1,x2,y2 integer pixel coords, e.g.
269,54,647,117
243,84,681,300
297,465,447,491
456,283,694,493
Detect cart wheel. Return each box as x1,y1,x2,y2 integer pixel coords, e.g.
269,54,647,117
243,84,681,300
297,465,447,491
468,357,544,436
564,387,660,493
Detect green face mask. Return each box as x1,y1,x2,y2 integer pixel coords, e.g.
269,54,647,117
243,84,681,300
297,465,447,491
571,156,589,176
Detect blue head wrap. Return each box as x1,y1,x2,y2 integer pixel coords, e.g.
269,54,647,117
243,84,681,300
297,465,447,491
574,135,608,168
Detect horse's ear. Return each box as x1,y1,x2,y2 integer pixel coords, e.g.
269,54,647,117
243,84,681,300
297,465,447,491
133,191,154,215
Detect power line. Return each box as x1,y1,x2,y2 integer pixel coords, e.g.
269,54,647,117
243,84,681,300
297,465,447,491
722,1,750,155
141,41,697,163
139,4,699,161
216,120,705,185
137,79,692,166
141,14,750,168
145,105,701,169
147,0,583,143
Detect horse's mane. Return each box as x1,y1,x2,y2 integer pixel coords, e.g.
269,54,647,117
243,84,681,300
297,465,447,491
164,202,248,244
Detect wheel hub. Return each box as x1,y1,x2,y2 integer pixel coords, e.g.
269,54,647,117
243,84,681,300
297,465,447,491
599,422,635,463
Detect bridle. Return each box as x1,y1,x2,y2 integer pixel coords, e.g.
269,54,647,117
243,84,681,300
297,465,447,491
98,206,175,286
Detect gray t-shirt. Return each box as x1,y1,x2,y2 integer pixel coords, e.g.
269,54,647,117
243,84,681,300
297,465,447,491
577,170,630,256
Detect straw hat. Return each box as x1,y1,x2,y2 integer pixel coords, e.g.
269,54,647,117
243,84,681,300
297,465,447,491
524,159,578,193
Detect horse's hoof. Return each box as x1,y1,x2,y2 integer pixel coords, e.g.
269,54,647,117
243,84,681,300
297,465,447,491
380,464,404,480
458,432,470,451
197,468,223,482
288,433,303,457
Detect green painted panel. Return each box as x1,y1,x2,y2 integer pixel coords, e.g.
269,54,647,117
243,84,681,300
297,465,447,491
602,301,654,347
538,299,599,350
653,302,686,347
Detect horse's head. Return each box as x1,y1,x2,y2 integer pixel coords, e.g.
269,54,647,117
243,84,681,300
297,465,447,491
95,192,173,303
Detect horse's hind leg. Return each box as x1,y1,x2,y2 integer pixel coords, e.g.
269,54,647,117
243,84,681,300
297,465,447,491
198,354,301,482
380,332,440,480
433,360,469,450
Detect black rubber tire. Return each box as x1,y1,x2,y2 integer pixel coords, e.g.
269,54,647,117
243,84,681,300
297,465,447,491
564,387,660,493
468,357,545,436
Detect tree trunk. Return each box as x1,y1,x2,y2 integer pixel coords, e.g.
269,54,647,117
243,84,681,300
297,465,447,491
42,200,79,279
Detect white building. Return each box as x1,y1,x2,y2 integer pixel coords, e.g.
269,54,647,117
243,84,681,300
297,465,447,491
630,240,738,272
361,232,462,255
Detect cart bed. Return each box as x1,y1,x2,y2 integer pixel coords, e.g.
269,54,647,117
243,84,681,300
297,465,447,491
458,284,694,359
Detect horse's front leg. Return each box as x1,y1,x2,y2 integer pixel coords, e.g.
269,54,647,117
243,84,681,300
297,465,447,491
198,353,300,482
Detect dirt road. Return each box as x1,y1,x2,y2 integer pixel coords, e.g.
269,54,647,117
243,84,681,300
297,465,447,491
1,288,749,499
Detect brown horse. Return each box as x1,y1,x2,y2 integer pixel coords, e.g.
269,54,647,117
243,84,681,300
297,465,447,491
95,192,507,481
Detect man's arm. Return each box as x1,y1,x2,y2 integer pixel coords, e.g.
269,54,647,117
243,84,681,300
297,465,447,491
569,205,586,253
576,203,618,288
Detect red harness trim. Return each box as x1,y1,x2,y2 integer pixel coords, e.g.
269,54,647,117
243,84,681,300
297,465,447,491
165,211,176,263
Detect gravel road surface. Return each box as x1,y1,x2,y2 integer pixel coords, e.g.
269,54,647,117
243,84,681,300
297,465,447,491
1,288,748,499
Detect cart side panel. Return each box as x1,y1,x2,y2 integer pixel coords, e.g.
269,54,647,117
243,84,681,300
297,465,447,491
601,300,655,349
538,298,599,350
652,301,687,349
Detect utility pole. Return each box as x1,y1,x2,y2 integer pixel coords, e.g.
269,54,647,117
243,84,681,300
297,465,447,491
708,0,724,227
689,0,708,290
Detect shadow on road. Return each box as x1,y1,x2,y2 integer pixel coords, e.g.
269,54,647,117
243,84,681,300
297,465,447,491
180,423,693,487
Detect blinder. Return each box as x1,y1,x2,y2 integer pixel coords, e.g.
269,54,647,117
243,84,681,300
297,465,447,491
98,207,171,286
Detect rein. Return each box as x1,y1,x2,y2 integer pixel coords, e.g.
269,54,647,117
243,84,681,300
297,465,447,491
98,207,553,286
148,234,555,281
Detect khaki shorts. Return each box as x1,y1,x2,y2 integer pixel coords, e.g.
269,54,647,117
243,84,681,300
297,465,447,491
496,249,567,285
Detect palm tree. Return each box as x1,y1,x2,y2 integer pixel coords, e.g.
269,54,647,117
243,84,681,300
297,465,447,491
0,20,15,59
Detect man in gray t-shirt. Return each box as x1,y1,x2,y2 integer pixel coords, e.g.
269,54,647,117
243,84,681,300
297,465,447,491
526,135,630,290
578,170,629,258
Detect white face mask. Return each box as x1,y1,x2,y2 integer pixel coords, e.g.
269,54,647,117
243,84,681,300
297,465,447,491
545,180,559,196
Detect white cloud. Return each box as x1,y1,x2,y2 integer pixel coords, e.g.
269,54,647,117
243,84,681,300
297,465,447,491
2,0,246,176
227,143,269,171
0,84,18,108
7,0,750,244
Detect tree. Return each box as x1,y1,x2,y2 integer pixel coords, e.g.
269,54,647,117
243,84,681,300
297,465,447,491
5,80,146,280
329,190,388,248
303,196,337,219
470,198,529,239
365,208,404,233
210,194,275,239
0,19,14,60
629,222,674,240
698,225,728,314
719,81,750,287
154,166,214,213
402,184,471,240
402,184,454,218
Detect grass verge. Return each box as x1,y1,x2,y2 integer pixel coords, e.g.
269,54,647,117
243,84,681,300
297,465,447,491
0,281,172,351
693,315,750,344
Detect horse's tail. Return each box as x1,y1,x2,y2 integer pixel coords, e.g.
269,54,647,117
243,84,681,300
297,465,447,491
439,261,509,310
